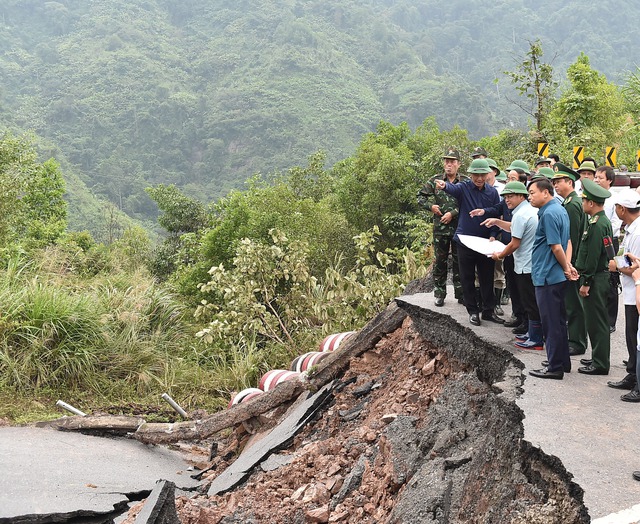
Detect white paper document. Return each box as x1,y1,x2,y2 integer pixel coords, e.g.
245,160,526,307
458,234,507,256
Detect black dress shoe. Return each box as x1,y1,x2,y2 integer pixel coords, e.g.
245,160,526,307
579,358,592,366
512,324,528,335
610,325,616,333
434,297,445,307
541,360,571,373
633,471,640,481
607,374,637,390
622,390,640,403
469,313,481,326
457,297,465,304
529,367,564,380
481,312,505,324
578,365,609,375
569,346,586,356
504,316,523,328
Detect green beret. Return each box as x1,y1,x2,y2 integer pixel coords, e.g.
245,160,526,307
500,181,528,196
467,158,492,174
552,162,581,182
581,178,610,203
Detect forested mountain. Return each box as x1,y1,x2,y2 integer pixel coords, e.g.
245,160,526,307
0,0,639,232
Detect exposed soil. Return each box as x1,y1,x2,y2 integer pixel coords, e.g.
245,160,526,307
166,311,589,524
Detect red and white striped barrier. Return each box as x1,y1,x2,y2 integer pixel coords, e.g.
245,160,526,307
258,370,302,392
290,351,329,373
319,331,356,352
228,387,264,408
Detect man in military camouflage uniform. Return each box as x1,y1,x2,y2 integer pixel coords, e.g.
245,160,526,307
418,148,467,306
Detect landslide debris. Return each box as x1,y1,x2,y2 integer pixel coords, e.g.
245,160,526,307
169,308,588,524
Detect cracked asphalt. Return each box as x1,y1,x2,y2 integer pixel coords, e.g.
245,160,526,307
0,426,199,523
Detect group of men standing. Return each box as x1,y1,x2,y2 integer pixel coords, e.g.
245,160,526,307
419,148,640,391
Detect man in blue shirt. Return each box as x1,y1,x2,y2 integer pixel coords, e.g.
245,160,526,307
435,158,501,326
527,178,575,379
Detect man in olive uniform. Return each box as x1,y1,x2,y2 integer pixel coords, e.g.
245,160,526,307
418,148,467,306
574,178,614,375
552,163,589,356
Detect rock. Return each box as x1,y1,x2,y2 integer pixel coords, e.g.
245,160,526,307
305,505,330,523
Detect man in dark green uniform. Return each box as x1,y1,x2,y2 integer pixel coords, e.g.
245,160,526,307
574,178,614,375
418,148,468,306
552,164,589,355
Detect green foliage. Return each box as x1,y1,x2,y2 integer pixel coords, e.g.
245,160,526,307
0,132,67,249
195,227,426,363
544,53,629,161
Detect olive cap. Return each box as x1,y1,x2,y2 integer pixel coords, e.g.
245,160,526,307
471,146,488,158
581,178,611,203
467,158,492,174
443,148,461,160
500,181,528,196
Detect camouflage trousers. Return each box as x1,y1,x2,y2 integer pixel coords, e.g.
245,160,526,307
433,234,462,299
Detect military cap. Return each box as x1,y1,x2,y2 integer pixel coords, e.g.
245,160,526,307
471,146,488,158
552,162,581,181
442,148,461,160
500,181,528,196
506,159,530,174
496,170,508,182
536,167,555,179
581,177,610,203
614,188,640,209
486,158,500,172
578,160,597,173
467,158,492,174
535,156,551,166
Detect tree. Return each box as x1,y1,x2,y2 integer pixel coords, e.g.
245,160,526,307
544,53,628,159
502,39,557,134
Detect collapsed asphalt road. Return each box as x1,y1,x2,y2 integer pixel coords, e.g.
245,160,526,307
397,288,640,522
0,427,199,523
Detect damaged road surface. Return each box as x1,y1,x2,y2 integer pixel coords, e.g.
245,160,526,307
0,427,199,523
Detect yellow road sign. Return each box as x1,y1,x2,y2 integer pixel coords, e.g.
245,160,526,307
605,147,616,167
538,142,549,157
637,150,640,172
573,146,584,169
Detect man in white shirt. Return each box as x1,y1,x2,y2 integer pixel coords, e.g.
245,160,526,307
606,189,640,398
595,165,624,332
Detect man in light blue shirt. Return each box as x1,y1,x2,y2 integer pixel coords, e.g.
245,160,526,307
528,178,574,379
482,182,541,349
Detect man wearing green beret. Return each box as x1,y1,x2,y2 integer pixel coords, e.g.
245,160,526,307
573,178,614,375
418,148,468,307
552,163,589,356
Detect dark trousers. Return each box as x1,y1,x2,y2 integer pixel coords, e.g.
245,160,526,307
456,241,495,315
582,272,611,371
565,279,587,352
504,255,525,320
536,281,570,373
625,304,639,375
514,272,540,322
433,234,462,299
608,272,621,328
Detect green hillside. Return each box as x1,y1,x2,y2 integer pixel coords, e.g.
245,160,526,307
0,0,639,229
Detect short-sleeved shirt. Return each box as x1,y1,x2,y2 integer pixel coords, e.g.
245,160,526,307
509,200,538,274
575,210,613,287
532,198,570,287
443,179,500,241
621,218,640,305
